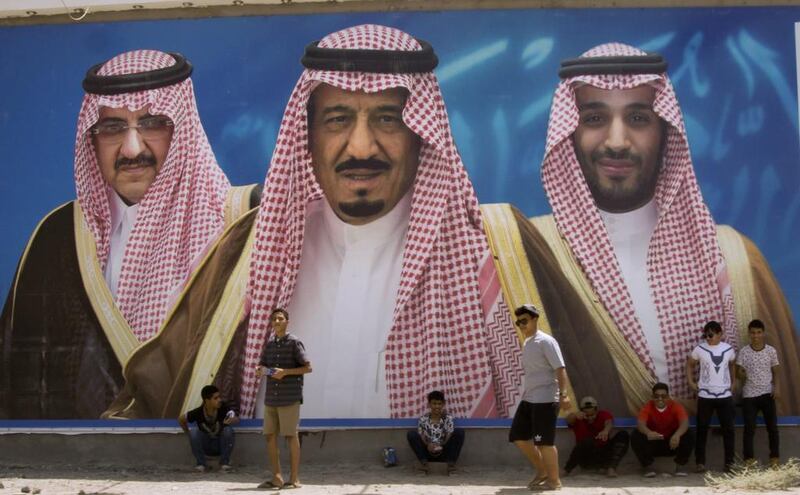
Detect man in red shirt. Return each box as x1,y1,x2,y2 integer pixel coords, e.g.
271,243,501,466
631,382,695,477
564,396,629,477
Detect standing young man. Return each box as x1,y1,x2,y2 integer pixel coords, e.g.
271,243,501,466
737,319,780,466
256,308,311,490
178,385,239,472
687,320,736,472
510,304,571,491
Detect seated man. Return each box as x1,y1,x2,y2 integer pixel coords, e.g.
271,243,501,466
631,382,694,477
406,390,465,474
178,385,239,472
564,396,629,478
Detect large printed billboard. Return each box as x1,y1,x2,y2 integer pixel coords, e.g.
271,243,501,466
1,7,799,420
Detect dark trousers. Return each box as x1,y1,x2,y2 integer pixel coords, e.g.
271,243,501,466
407,429,465,464
564,430,629,471
630,428,694,467
188,426,235,466
743,393,780,460
696,397,735,468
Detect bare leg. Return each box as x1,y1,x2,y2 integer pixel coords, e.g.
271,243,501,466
288,435,301,485
265,434,283,486
514,440,546,486
540,445,562,488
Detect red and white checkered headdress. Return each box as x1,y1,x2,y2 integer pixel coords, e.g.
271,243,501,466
542,42,737,399
74,50,231,342
242,24,522,418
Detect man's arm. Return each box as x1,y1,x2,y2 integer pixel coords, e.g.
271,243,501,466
565,411,580,426
222,404,240,426
556,367,571,411
772,364,781,400
636,417,663,440
442,415,455,444
736,364,747,384
596,417,612,442
272,361,312,380
669,415,690,450
686,356,699,392
728,356,737,393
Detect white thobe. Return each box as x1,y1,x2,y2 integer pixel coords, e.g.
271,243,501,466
254,193,411,418
103,188,139,300
599,199,668,382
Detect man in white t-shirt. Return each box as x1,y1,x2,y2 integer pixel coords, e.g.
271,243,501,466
687,320,736,472
736,319,780,466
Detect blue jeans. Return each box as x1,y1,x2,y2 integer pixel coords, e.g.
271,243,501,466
407,429,465,464
189,426,235,466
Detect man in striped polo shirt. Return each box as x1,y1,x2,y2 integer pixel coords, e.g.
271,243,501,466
256,308,312,489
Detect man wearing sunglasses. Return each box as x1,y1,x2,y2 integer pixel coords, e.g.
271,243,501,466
563,396,629,478
631,382,694,477
687,320,736,473
510,304,571,491
1,50,257,419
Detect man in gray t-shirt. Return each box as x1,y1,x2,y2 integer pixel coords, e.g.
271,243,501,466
509,304,571,491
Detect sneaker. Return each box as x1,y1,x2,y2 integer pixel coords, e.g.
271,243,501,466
643,470,657,478
220,464,233,472
674,466,688,477
194,464,208,473
695,464,707,473
769,457,780,468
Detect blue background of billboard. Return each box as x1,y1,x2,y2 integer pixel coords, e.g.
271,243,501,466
1,8,799,321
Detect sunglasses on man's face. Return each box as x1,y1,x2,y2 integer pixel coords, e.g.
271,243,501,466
515,317,537,327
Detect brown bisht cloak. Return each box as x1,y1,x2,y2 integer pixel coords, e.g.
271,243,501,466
482,204,800,416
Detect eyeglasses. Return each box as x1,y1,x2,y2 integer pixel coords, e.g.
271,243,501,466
89,116,174,143
515,319,531,327
581,405,596,411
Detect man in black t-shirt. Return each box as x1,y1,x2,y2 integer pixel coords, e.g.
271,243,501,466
178,385,239,472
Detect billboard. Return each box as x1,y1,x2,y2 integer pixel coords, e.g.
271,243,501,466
1,7,799,420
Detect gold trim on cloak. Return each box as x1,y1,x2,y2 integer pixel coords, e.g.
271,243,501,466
530,213,654,413
480,204,576,410
716,225,756,345
8,201,72,336
224,184,258,226
180,223,257,414
73,201,141,366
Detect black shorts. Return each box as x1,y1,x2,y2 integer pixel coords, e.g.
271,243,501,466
508,401,558,446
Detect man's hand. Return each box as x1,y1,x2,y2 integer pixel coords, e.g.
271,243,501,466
595,430,609,442
559,395,571,411
223,411,239,426
669,433,681,450
575,411,586,420
272,368,286,380
255,366,266,378
646,430,664,441
688,381,698,392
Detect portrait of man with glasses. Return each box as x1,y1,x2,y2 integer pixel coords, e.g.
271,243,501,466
0,50,258,419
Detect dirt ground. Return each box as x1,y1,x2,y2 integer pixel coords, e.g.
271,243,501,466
2,462,800,495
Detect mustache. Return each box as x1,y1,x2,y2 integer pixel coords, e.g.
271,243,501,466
591,148,642,164
115,154,157,170
335,158,390,174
